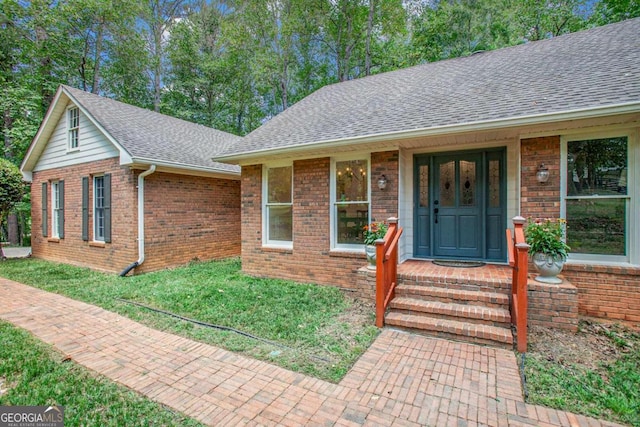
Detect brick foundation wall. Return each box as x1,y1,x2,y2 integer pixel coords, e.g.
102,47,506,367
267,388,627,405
240,151,399,290
31,160,240,274
137,172,241,273
563,264,640,323
31,158,137,272
527,280,579,332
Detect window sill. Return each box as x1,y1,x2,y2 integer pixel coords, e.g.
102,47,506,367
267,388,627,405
47,238,60,243
89,241,106,248
66,148,80,153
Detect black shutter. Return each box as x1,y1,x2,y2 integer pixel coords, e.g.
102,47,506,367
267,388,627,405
58,180,64,239
104,174,111,243
82,177,89,241
41,182,48,237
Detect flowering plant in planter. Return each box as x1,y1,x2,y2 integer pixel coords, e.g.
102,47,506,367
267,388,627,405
524,218,570,260
363,221,388,245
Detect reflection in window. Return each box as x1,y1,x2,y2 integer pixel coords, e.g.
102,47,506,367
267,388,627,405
335,159,369,245
266,166,293,243
565,136,628,257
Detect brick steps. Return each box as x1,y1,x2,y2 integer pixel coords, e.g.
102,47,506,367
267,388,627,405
385,312,514,348
390,297,511,327
385,273,514,348
396,284,509,309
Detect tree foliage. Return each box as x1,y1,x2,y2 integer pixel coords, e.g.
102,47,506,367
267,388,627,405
0,158,24,224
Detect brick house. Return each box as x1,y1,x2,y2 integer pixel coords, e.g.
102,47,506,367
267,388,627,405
20,85,242,275
213,18,640,329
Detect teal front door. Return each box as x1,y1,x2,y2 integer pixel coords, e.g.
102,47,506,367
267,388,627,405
414,150,506,261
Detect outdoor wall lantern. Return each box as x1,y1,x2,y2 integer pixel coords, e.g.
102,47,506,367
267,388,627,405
536,163,550,183
378,174,388,190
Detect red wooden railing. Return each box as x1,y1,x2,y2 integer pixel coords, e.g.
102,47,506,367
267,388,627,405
375,217,403,328
506,216,530,353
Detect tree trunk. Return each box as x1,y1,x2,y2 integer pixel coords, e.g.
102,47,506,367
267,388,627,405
7,213,19,245
365,0,375,76
92,21,105,94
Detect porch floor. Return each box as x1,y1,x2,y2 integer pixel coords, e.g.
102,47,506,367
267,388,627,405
397,259,512,286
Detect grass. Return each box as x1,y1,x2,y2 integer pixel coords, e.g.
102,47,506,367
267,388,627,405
0,257,378,383
0,321,203,426
525,324,640,426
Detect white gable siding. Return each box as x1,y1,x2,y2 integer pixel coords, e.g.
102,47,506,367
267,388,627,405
34,103,119,171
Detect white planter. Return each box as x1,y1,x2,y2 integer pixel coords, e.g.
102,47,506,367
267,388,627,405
532,252,565,284
365,245,376,270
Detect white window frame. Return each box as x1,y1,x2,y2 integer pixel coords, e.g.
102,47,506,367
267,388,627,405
67,106,79,151
51,181,60,238
330,154,371,252
262,162,293,248
560,129,638,265
94,175,105,242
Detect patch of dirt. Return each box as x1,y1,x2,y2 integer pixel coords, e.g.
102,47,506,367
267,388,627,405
527,318,640,370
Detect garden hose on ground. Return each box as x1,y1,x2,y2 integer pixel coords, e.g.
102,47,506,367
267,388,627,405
115,298,330,363
520,352,528,400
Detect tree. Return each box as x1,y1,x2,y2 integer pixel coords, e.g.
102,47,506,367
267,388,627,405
0,158,25,258
590,0,640,24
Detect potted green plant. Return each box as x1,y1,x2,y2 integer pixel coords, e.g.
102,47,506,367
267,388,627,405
363,221,388,269
524,218,570,284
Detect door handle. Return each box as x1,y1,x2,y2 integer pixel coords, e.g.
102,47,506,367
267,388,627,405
434,208,439,224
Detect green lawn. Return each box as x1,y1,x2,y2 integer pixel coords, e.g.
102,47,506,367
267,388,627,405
0,321,203,426
525,323,640,427
0,257,378,383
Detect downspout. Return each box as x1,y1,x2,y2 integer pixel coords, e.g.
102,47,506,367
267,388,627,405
119,165,156,276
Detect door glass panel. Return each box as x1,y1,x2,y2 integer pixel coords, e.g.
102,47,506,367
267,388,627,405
489,159,500,208
419,165,429,207
460,160,476,206
439,161,455,207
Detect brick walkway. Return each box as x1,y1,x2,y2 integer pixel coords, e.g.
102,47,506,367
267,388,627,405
0,278,622,426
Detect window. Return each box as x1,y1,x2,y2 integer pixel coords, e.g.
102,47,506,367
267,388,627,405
83,174,111,243
264,165,293,246
332,158,369,249
52,181,61,238
562,134,632,262
68,107,79,150
94,176,105,241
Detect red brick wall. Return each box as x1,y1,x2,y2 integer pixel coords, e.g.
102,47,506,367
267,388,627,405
527,281,579,332
240,151,400,290
371,151,399,223
31,158,137,272
520,136,561,219
31,159,240,274
138,172,241,273
563,264,640,323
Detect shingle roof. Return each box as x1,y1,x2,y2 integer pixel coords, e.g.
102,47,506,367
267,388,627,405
63,86,241,173
217,18,640,159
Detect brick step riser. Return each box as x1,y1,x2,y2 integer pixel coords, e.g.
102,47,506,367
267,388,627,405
386,323,513,349
394,288,509,310
388,307,511,328
398,278,511,295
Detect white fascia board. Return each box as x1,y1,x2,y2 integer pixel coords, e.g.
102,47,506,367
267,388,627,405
20,88,66,176
215,102,640,163
128,157,241,178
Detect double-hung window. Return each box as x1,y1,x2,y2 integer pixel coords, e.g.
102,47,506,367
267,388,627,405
50,181,64,239
332,157,370,249
264,165,293,247
562,133,635,263
94,176,106,242
68,107,79,150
